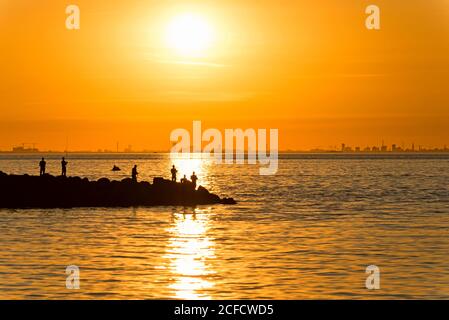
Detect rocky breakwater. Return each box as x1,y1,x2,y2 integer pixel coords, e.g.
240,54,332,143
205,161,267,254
0,172,236,208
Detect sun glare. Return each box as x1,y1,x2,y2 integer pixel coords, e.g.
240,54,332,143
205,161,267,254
165,13,215,57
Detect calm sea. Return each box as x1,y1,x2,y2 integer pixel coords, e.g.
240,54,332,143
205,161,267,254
0,153,448,299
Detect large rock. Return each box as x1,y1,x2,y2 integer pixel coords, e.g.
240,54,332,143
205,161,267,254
0,172,236,208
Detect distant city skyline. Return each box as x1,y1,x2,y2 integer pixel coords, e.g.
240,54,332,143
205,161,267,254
3,141,448,153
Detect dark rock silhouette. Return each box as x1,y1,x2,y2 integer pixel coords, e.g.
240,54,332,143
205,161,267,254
0,171,236,208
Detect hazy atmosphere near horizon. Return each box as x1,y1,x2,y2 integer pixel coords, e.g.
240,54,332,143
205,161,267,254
0,0,448,303
1,0,448,151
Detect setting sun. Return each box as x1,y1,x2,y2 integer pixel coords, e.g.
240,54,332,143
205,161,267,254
165,13,215,57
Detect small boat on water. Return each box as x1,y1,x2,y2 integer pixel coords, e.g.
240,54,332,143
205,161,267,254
112,165,121,171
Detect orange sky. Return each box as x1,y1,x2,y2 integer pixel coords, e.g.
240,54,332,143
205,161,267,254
0,0,448,151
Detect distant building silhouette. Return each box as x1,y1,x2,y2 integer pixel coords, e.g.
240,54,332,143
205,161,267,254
13,143,38,153
340,143,354,152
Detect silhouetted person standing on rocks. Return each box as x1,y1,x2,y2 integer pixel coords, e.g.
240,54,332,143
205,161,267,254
61,157,68,177
132,165,138,182
39,158,46,176
191,172,198,190
180,175,188,184
171,165,178,182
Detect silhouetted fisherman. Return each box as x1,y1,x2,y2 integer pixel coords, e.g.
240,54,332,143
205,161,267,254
132,165,138,182
39,158,46,176
191,172,198,189
171,165,178,182
61,157,68,177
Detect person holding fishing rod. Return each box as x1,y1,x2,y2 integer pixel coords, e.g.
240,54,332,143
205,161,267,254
61,157,68,177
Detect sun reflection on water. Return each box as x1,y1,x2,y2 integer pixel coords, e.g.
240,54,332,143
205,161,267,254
165,208,216,299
